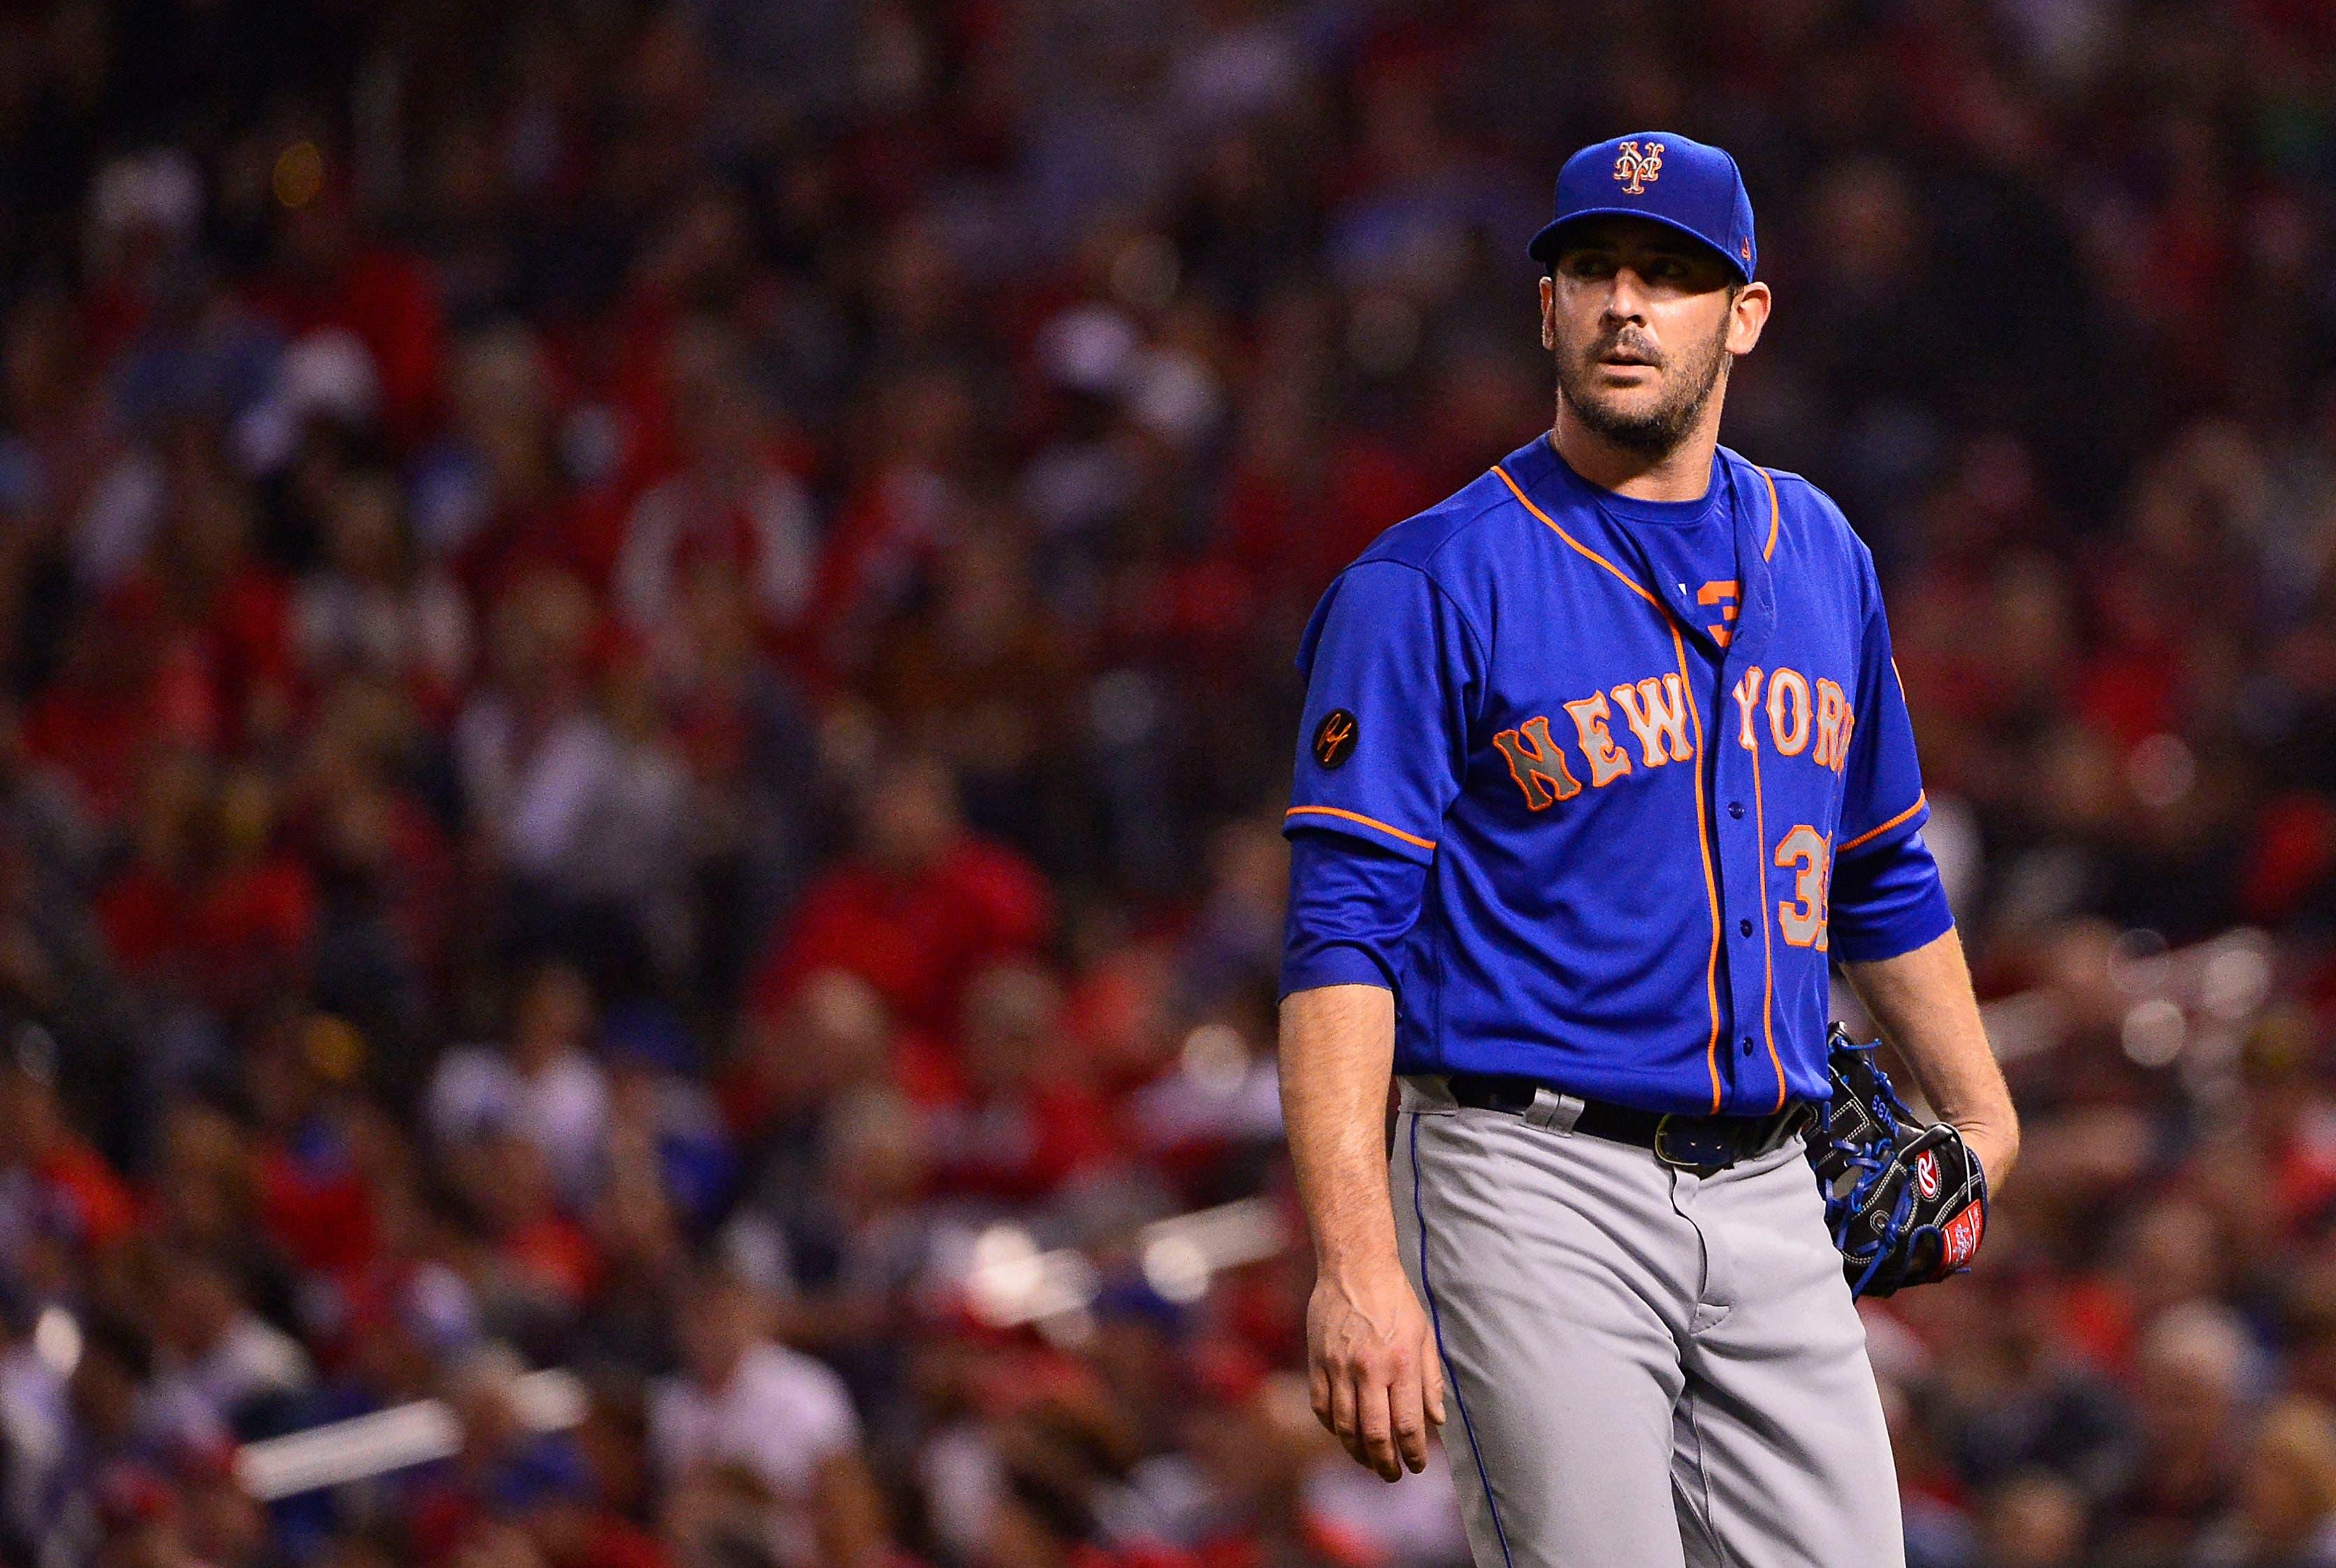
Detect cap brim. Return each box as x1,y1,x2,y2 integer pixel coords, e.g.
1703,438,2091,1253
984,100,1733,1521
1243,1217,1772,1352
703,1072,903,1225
1528,210,1750,280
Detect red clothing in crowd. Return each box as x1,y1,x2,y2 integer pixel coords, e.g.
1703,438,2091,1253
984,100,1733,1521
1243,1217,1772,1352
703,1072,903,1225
96,852,317,1009
23,565,294,820
560,1516,674,1568
931,1075,1122,1203
29,1137,139,1254
22,673,189,823
256,1135,379,1279
245,247,447,443
499,1210,604,1307
750,836,1052,1035
1214,435,1443,604
1068,1519,1381,1568
1196,1520,1386,1568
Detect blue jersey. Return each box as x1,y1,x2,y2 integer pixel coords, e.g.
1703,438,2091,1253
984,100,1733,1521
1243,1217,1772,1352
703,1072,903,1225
1280,433,1951,1116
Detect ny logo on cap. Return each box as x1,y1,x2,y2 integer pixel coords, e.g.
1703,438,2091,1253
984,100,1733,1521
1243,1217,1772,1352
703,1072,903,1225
1613,140,1664,196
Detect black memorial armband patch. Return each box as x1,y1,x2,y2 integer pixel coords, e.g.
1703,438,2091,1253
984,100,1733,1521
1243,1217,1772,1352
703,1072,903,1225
1312,709,1359,769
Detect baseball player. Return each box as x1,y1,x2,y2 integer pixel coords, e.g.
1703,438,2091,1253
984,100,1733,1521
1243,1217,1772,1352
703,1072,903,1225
1276,132,2020,1567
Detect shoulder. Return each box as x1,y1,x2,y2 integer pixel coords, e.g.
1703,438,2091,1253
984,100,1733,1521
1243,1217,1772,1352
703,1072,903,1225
1318,464,1544,651
1729,452,1882,610
1732,454,1873,566
1349,466,1533,579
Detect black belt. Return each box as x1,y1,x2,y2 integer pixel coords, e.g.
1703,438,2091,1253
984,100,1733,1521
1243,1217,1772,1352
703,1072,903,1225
1444,1073,1815,1173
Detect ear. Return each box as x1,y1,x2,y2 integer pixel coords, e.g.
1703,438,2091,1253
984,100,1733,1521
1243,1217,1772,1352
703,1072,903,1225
1538,274,1556,352
1725,281,1771,356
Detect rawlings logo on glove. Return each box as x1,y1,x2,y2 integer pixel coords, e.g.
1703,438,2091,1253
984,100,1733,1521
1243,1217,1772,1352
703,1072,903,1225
1805,1024,1989,1299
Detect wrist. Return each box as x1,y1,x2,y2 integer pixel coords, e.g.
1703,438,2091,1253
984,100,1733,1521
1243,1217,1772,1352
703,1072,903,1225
1958,1121,2017,1188
1314,1237,1403,1281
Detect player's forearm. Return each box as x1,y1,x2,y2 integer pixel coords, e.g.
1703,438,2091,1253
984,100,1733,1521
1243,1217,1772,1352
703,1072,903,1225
1279,983,1402,1272
1842,927,2019,1186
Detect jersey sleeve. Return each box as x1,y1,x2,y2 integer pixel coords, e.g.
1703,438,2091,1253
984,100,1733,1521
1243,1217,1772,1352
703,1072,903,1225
1836,569,1929,859
1281,830,1428,996
1828,827,1952,961
1830,569,1953,961
1284,560,1481,864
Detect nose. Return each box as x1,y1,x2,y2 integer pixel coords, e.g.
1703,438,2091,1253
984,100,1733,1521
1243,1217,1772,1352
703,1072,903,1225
1602,266,1651,326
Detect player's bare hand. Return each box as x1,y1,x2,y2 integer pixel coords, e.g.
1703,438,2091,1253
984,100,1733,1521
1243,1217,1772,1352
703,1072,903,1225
1307,1257,1446,1481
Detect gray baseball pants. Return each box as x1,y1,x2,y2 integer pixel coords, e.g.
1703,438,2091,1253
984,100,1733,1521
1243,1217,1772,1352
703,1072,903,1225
1393,1075,1905,1568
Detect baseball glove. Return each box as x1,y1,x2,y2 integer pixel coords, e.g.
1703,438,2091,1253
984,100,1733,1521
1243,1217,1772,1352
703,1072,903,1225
1805,1024,1988,1299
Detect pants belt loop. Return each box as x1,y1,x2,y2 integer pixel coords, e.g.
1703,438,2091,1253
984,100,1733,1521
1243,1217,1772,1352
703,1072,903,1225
1523,1087,1585,1134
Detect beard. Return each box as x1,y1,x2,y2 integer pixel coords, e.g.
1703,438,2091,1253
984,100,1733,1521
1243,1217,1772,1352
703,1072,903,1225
1554,316,1733,458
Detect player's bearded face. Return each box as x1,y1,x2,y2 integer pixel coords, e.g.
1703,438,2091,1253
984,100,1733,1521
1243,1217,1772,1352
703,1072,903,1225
1551,299,1734,460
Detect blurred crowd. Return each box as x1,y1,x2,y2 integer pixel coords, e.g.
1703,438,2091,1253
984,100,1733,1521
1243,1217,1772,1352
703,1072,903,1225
4,0,2336,1565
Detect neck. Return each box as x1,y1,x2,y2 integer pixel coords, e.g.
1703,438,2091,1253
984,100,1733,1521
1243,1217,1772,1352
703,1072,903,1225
1550,395,1723,502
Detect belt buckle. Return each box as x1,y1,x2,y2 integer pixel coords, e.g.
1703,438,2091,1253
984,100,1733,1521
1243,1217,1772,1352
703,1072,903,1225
1653,1114,1735,1175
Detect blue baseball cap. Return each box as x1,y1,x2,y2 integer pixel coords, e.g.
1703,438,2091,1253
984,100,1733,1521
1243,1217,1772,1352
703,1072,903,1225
1528,131,1757,282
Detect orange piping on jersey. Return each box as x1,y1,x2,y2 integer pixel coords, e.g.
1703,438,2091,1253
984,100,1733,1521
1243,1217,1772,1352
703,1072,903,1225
1759,467,1780,562
1492,466,1664,610
1837,792,1927,855
1747,725,1785,1112
1285,805,1437,851
1494,460,1725,1107
1669,623,1726,1115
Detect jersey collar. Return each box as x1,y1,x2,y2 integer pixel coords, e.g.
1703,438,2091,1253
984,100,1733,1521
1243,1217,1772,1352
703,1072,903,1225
1502,435,1780,672
1711,447,1780,676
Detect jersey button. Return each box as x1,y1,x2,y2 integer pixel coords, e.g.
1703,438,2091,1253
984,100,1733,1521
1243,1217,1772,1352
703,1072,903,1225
1727,801,1744,819
1741,1035,1755,1056
1739,917,1754,937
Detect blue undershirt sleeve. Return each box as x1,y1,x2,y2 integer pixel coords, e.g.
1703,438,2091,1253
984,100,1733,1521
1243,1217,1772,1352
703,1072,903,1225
1279,829,1428,999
